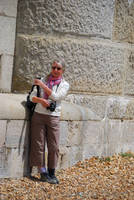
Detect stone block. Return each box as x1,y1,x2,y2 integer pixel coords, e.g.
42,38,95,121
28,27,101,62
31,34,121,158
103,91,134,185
59,121,68,145
0,16,16,54
113,0,134,43
58,146,70,169
0,0,18,17
17,0,115,39
104,120,134,156
107,96,134,120
103,120,124,156
0,147,7,169
66,94,108,119
61,101,100,121
0,121,7,147
5,120,29,148
0,94,27,120
124,47,134,95
122,120,134,152
0,54,14,92
67,121,83,146
7,148,29,178
58,145,83,169
13,35,125,95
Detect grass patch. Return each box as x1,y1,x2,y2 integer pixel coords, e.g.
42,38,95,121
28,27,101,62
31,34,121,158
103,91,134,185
99,157,111,162
120,152,134,158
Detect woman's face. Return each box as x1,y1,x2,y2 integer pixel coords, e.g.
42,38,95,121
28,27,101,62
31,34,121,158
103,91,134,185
51,61,63,77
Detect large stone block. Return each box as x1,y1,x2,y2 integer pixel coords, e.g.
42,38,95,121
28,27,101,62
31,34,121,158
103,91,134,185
0,121,7,147
0,54,14,92
107,96,134,120
0,16,16,54
5,120,29,148
59,121,68,145
58,146,83,168
104,119,134,156
13,35,125,94
0,0,18,18
124,47,134,95
66,94,108,119
0,94,27,120
0,147,29,178
122,120,134,152
113,0,134,43
17,0,115,39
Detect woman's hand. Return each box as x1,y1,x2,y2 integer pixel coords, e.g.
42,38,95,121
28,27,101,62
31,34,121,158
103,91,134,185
34,79,46,88
32,96,49,108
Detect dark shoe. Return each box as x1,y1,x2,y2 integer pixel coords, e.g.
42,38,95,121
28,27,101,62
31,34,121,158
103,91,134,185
40,173,57,184
49,174,59,184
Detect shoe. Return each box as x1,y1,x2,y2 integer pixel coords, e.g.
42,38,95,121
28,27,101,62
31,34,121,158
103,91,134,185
49,174,59,184
40,173,57,184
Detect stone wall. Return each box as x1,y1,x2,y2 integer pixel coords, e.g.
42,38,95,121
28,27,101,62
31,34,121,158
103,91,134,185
0,0,18,92
0,0,134,178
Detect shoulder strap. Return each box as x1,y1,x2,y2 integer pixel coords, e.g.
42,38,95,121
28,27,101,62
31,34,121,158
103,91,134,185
29,85,40,97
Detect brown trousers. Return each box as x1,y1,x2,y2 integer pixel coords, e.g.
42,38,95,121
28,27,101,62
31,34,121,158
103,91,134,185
29,112,60,169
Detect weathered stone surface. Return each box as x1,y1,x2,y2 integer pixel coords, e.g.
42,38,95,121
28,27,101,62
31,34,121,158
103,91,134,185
104,120,134,156
0,0,18,17
66,94,108,119
0,94,100,121
124,47,134,95
13,35,125,94
113,0,134,43
107,96,134,120
0,54,14,92
59,121,68,145
59,146,83,168
17,0,115,39
61,101,100,121
0,121,7,147
7,148,28,178
0,147,29,178
122,120,134,152
0,16,16,54
5,120,29,148
0,94,27,120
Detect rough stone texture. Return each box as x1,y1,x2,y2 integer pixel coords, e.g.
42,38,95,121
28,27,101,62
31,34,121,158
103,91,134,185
0,0,18,18
124,46,134,95
0,121,6,147
0,94,27,120
113,0,134,43
17,0,115,39
0,16,16,55
0,148,28,178
0,54,14,92
107,96,134,120
66,94,108,119
0,0,18,92
105,120,134,156
5,120,29,148
13,35,125,94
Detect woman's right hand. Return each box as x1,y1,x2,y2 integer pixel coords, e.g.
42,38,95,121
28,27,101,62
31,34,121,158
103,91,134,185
40,99,50,108
32,96,50,108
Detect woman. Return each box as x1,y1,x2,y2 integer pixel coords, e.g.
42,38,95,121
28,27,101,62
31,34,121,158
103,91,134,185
29,59,69,184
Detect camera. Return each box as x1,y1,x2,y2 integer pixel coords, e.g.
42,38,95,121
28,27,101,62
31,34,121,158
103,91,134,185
47,102,56,112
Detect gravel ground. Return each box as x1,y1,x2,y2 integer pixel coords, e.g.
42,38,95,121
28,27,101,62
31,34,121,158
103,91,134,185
1,152,134,200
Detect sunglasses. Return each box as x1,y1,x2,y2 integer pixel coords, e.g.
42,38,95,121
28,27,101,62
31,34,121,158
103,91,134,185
52,66,62,71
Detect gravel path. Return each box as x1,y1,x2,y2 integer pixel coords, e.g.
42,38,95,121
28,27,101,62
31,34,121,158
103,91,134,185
0,153,134,200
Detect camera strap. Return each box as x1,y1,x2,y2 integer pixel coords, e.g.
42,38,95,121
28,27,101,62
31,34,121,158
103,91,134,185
54,83,60,107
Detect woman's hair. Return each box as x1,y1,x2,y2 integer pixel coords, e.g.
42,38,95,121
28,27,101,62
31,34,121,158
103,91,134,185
46,59,66,81
53,59,66,72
